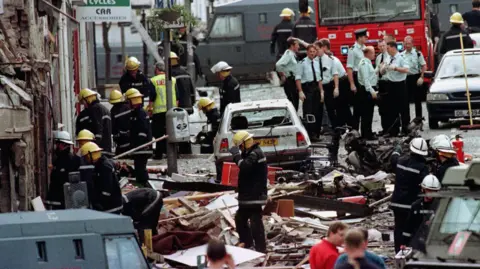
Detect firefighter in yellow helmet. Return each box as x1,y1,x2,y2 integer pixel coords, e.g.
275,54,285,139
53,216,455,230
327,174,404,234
119,56,155,104
76,88,113,154
210,61,241,115
195,98,221,153
438,12,474,55
109,89,132,155
292,5,316,60
80,142,123,214
271,8,295,60
76,129,95,148
125,88,153,186
228,130,267,253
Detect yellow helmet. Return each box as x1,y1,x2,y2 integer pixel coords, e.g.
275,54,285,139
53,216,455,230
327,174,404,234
450,12,464,24
197,97,214,110
170,52,179,59
109,89,124,104
125,56,141,71
80,141,102,157
232,130,254,146
76,129,95,141
125,88,143,105
280,8,294,17
78,88,96,102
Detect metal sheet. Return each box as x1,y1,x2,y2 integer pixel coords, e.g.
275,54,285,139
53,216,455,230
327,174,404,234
287,195,373,217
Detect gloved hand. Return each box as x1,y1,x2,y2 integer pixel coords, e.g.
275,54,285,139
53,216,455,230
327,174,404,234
350,84,357,93
320,90,325,103
333,88,339,98
380,64,387,75
388,64,397,71
229,146,240,155
299,91,306,101
417,77,424,86
371,91,378,100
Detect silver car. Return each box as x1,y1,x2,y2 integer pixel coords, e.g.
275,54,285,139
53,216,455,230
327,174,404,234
214,99,311,176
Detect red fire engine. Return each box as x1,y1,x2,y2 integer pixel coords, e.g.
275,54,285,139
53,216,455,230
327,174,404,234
314,0,434,73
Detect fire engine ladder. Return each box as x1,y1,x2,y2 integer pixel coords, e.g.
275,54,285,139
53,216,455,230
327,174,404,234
130,10,163,64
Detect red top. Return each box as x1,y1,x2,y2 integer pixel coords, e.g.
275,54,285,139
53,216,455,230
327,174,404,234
309,239,339,269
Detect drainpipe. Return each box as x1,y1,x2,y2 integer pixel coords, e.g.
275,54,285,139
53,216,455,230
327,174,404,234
80,22,89,89
60,0,73,135
58,2,68,132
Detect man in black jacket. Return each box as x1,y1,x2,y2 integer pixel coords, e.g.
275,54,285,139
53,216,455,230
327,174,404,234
438,13,474,57
463,0,480,30
172,28,203,81
125,88,153,187
271,8,295,60
80,141,123,214
429,134,460,182
119,56,155,103
46,131,81,209
196,97,221,153
229,130,267,253
109,89,131,155
171,52,195,115
292,6,317,60
211,61,241,115
390,137,429,253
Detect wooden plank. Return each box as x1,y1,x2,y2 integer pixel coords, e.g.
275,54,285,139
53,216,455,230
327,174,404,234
220,209,236,229
163,191,235,204
295,255,309,268
178,197,197,213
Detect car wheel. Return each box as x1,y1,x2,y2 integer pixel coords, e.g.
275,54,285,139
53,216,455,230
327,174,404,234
428,117,439,129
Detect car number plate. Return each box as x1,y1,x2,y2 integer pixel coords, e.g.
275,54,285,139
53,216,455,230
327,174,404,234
254,138,279,147
454,109,480,117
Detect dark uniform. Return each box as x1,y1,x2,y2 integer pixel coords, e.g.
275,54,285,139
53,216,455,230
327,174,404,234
390,152,429,253
122,188,164,241
172,35,203,80
403,198,436,252
435,157,460,183
129,105,153,186
438,25,474,56
46,149,81,209
118,71,155,102
232,143,268,253
198,108,221,153
79,157,95,204
90,155,123,214
86,100,113,154
292,16,317,60
110,102,131,155
270,20,294,59
172,65,195,154
220,75,241,115
75,109,91,136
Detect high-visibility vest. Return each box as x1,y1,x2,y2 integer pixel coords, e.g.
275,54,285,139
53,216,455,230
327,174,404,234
150,74,177,114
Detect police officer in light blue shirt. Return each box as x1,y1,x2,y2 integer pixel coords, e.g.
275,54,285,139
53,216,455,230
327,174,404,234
356,46,377,139
276,38,300,111
375,39,390,134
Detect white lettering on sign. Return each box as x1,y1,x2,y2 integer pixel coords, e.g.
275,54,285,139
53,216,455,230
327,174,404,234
378,30,386,36
76,5,131,22
366,31,370,37
89,0,116,4
346,33,353,38
407,28,414,34
395,29,399,35
328,33,336,39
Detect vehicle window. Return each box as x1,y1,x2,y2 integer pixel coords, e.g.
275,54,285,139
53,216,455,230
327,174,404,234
319,0,421,26
230,108,292,130
259,13,267,24
104,236,149,269
440,198,480,234
437,54,480,79
210,14,243,38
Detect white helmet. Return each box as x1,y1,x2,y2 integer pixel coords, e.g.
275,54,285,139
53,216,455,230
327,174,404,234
210,61,232,73
54,130,74,145
421,174,441,190
410,137,428,156
430,134,456,154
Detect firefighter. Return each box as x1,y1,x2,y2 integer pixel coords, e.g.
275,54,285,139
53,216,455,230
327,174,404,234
211,61,241,115
76,129,95,152
375,40,390,134
109,89,131,156
197,97,221,153
390,137,429,253
429,134,460,182
402,36,427,119
271,8,295,60
149,62,178,159
80,141,123,214
172,27,203,81
295,44,323,141
171,52,195,115
347,29,368,131
122,188,164,242
357,46,377,140
229,130,267,253
46,131,80,209
75,107,91,137
125,88,153,187
463,0,480,30
119,56,155,102
75,129,96,194
292,6,316,60
402,174,441,253
438,13,474,56
77,88,113,154
276,38,300,111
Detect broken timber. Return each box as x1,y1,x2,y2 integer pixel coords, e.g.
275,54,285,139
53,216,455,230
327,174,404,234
286,194,373,217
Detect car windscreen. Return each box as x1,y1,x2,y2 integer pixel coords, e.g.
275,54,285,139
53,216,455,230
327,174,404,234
439,197,480,234
319,0,420,26
104,236,149,269
437,54,480,79
230,108,292,130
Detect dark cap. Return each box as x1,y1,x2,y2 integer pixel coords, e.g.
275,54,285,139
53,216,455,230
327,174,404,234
354,28,368,38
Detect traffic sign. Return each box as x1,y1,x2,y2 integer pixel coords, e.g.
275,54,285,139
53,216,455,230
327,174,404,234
76,0,132,22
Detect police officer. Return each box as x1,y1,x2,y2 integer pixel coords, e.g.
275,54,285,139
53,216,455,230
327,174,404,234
276,38,299,111
171,52,196,115
357,46,378,140
149,62,178,159
463,0,480,30
347,29,368,131
122,188,164,242
78,88,113,154
382,41,410,137
430,134,460,182
211,61,241,115
402,36,427,119
438,13,474,57
292,6,316,60
296,44,324,141
46,131,80,209
390,137,429,253
375,40,390,134
403,175,441,253
125,88,153,187
119,57,155,103
109,89,131,156
197,97,221,153
80,141,123,214
271,8,295,60
229,130,267,253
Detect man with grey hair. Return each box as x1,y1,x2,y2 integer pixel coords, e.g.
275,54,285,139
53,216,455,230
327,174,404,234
375,40,390,134
401,35,426,119
356,46,377,139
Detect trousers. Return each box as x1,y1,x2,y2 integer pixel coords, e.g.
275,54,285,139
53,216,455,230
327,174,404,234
377,80,389,132
235,205,266,253
393,208,410,253
135,196,163,243
284,76,299,111
152,112,167,158
356,86,375,138
302,82,323,136
385,80,410,136
336,76,354,128
352,72,362,131
323,81,338,129
133,155,149,185
406,74,423,118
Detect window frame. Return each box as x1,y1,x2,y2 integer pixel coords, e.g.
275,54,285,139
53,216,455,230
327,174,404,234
208,13,244,40
103,235,149,269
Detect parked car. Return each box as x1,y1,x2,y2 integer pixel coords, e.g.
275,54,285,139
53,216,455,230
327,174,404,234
214,99,311,178
470,33,480,48
426,49,480,129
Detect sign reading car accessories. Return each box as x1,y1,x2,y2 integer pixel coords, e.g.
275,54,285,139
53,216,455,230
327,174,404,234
76,0,131,22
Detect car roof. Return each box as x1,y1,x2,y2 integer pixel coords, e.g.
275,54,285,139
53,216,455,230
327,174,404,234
226,99,292,112
444,48,480,56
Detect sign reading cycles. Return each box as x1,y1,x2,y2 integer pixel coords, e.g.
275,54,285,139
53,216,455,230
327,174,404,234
76,0,132,22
